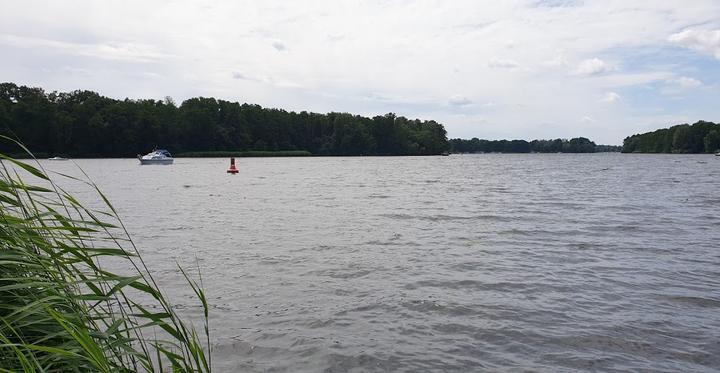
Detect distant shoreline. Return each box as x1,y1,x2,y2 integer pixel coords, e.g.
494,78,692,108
449,137,622,153
175,150,312,157
16,152,680,160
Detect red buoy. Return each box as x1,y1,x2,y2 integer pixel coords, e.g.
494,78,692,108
227,157,239,174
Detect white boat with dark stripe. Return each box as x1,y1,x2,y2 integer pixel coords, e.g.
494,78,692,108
138,149,174,165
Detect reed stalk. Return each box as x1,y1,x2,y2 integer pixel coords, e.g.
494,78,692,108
0,136,211,372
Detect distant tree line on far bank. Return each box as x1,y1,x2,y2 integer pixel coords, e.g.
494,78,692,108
1,82,632,158
449,137,621,153
622,120,720,153
0,82,449,157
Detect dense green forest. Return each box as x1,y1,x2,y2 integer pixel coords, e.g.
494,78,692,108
0,82,449,157
449,137,620,153
622,120,720,153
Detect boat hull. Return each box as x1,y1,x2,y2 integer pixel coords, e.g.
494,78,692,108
138,158,173,165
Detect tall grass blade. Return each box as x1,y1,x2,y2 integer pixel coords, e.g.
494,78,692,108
0,141,211,372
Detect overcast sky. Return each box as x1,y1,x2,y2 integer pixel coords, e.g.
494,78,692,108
2,0,719,144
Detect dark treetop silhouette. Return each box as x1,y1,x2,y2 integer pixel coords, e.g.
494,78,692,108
622,120,720,153
1,82,631,157
0,82,449,157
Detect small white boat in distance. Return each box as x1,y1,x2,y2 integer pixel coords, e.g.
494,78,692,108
138,149,174,165
48,156,68,161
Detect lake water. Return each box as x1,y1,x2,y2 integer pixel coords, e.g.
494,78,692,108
40,154,720,372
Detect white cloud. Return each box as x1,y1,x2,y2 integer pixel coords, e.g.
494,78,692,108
271,41,286,51
0,33,169,63
448,94,472,106
2,0,720,144
667,76,702,88
543,54,569,67
602,91,621,103
488,57,519,68
668,29,720,59
573,58,615,75
589,71,672,88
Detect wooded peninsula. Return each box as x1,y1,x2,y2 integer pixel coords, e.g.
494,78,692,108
622,121,720,153
0,82,448,157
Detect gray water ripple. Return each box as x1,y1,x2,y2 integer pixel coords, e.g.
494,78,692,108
40,154,720,372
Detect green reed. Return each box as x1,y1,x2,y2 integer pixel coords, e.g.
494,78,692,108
0,137,210,372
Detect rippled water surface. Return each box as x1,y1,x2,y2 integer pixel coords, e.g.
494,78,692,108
43,154,720,372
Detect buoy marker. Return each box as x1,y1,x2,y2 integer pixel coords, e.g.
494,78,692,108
227,157,239,174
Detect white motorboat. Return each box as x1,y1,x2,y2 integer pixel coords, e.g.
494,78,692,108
48,156,68,161
138,149,174,165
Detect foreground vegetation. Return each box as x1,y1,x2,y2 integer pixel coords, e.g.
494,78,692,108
0,138,210,372
449,137,620,153
0,82,449,157
622,120,720,153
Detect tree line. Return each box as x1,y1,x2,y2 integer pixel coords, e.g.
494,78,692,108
622,120,720,153
449,137,620,153
0,82,449,157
